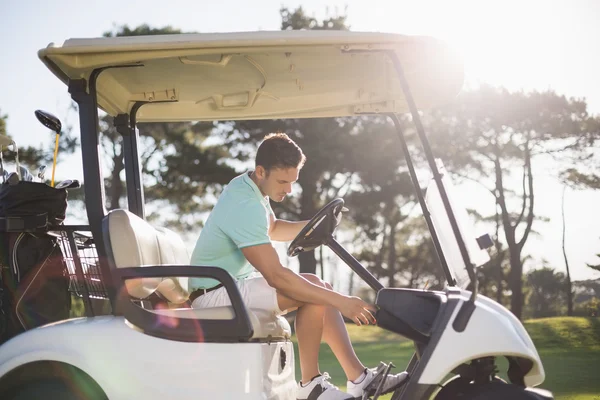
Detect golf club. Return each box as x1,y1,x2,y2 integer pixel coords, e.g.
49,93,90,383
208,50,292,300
55,179,81,190
6,172,19,186
34,110,62,187
37,165,46,183
0,134,20,183
19,166,33,182
0,134,11,183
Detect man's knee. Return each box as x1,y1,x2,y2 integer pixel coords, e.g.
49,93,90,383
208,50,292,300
301,273,323,285
300,273,332,289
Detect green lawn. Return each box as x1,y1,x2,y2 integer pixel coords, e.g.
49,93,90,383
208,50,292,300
291,317,600,400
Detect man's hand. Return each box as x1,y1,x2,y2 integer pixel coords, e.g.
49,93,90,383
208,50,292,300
242,244,359,310
335,296,377,326
241,243,377,325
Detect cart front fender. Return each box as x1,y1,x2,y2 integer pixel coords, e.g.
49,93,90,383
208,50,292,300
420,291,545,387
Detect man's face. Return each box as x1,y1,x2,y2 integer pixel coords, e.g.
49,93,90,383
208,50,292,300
256,166,299,202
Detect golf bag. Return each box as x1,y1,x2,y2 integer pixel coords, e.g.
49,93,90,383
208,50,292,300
0,181,70,344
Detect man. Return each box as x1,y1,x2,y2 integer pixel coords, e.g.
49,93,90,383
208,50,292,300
190,133,407,399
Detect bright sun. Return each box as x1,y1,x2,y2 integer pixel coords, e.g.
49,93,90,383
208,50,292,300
375,0,582,93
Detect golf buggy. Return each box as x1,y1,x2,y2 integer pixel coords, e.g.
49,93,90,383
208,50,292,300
0,31,553,399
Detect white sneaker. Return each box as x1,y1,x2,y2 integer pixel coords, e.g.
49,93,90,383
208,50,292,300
346,363,408,399
297,372,354,400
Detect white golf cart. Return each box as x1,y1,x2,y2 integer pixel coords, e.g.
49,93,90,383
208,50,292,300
0,31,553,399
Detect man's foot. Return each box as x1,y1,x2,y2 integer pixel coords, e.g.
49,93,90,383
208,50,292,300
346,363,408,398
297,372,353,400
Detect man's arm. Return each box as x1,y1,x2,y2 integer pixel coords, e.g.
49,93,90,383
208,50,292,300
241,243,376,323
269,219,309,242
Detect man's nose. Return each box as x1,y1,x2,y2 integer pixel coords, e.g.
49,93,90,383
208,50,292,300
285,183,292,193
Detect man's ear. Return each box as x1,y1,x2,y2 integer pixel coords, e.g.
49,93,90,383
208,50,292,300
255,165,267,179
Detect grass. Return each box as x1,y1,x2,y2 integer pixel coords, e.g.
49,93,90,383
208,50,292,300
291,317,600,400
523,317,600,400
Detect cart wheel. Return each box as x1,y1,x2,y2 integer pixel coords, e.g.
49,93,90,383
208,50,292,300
434,377,550,400
434,375,507,400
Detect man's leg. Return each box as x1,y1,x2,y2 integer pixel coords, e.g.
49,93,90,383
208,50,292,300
320,281,365,381
276,274,366,383
277,288,324,384
279,274,408,398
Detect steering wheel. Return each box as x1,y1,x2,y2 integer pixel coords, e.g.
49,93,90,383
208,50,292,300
287,198,346,257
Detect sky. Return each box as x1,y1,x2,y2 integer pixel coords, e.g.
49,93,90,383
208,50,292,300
2,0,600,282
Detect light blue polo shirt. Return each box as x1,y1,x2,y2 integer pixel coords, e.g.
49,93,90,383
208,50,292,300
189,172,274,290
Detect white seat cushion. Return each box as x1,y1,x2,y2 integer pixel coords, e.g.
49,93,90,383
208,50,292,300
150,307,292,339
105,209,189,303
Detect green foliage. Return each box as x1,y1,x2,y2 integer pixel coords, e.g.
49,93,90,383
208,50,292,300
585,239,600,273
573,297,600,317
561,168,600,190
573,278,600,317
0,109,6,136
280,6,349,30
103,24,183,37
525,267,567,318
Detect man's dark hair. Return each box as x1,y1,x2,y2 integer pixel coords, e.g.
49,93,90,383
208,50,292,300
255,133,306,172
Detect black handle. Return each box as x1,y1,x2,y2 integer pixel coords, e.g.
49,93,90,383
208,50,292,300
114,265,254,343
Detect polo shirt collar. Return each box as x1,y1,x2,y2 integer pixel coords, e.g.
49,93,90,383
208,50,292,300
243,171,269,205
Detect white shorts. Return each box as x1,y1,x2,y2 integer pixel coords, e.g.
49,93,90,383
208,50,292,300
191,276,285,315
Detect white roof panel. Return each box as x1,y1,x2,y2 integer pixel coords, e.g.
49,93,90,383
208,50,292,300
39,30,463,122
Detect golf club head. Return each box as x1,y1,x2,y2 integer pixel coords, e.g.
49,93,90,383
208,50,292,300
19,166,34,182
55,179,80,189
0,134,13,147
34,110,62,134
38,165,46,180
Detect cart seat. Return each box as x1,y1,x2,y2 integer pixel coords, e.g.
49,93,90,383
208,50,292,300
149,307,291,339
103,209,291,340
104,209,190,304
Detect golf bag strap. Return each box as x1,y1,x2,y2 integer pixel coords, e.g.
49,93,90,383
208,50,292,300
0,213,48,232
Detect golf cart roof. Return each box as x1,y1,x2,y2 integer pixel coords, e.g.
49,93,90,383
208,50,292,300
38,30,463,122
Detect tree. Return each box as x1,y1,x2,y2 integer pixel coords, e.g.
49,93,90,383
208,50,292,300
426,85,600,319
280,6,349,31
356,215,445,289
559,162,600,313
587,239,600,273
560,185,574,315
0,110,6,136
525,267,567,318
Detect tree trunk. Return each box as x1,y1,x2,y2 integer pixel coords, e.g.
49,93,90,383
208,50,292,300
561,185,573,315
109,153,124,210
387,221,397,287
319,244,325,280
508,248,524,319
494,136,535,321
348,270,354,296
494,199,503,304
298,169,318,274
